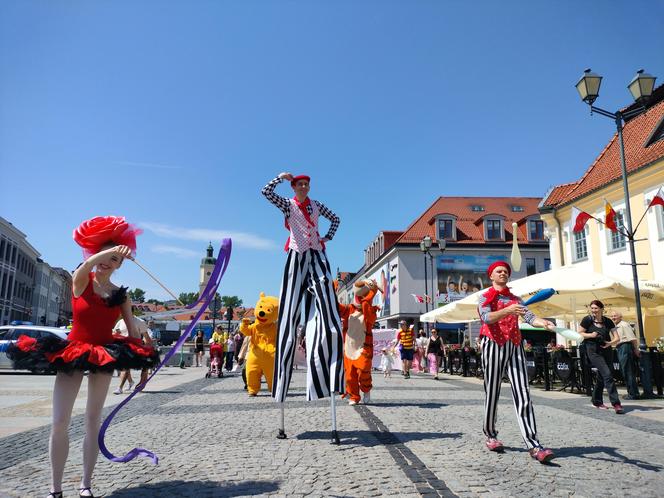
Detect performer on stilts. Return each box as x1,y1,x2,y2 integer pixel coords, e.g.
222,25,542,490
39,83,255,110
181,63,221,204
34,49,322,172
8,216,159,498
261,172,344,443
478,261,555,463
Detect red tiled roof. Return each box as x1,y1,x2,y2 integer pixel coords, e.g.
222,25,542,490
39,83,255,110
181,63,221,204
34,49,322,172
542,91,664,208
383,231,403,252
395,197,544,245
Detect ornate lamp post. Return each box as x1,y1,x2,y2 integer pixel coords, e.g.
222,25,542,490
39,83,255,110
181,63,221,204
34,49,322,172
420,235,447,335
575,68,657,395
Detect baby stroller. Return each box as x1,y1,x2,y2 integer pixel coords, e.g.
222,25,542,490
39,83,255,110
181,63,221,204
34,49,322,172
206,343,224,379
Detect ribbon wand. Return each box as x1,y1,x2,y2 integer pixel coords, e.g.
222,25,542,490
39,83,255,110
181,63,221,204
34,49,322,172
130,257,185,306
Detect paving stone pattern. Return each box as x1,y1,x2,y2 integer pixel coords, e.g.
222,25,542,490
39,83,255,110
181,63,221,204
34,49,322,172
1,371,663,497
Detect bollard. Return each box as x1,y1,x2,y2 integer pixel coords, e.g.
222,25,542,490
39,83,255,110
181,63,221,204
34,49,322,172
543,349,551,391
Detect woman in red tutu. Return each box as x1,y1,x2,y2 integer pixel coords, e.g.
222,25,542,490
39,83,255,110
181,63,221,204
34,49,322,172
9,216,159,498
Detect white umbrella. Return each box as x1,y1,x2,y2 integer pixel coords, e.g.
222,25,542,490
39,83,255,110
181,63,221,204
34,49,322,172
420,266,664,323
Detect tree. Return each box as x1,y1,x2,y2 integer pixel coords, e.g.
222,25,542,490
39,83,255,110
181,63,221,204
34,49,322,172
146,298,164,305
221,295,243,311
129,288,146,303
178,292,199,306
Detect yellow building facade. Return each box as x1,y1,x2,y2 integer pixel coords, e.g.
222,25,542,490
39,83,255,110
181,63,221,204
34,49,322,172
539,89,664,345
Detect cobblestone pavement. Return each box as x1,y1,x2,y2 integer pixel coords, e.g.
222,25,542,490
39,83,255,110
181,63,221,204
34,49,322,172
1,369,664,497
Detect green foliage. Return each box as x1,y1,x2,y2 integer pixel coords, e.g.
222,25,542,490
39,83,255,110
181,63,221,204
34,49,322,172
128,288,146,303
178,292,199,306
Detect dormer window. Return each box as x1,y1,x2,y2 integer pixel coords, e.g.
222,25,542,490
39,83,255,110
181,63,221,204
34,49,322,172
528,220,545,240
485,219,503,240
510,205,525,212
471,205,485,212
646,115,664,147
437,216,456,240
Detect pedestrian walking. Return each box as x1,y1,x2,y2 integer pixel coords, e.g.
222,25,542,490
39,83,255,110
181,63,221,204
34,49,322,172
395,320,415,378
426,329,443,380
578,301,623,413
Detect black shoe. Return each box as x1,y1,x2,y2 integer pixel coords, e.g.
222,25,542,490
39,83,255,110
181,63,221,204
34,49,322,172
640,393,657,399
48,493,63,498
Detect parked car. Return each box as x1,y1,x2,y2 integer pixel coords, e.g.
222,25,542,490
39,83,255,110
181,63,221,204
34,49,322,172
0,325,69,373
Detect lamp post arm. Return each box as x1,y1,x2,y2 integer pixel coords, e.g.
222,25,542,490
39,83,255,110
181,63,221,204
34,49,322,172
589,105,617,119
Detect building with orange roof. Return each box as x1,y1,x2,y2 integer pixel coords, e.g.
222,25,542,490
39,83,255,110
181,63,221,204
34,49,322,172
337,197,550,341
539,85,664,344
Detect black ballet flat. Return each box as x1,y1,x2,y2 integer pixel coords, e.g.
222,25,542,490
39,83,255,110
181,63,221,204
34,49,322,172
48,492,63,498
79,487,95,498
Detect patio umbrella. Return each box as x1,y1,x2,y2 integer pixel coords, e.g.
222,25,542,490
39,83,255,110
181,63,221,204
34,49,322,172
420,266,664,323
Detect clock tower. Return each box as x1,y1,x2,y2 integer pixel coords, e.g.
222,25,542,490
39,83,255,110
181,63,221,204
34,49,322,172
199,242,216,296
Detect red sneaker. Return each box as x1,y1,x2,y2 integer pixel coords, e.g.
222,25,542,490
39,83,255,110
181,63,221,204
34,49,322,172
485,438,504,452
529,447,554,463
613,403,625,414
592,403,609,409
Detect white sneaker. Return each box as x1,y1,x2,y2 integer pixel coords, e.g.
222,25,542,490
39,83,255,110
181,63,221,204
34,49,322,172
362,392,371,404
127,381,135,391
348,399,358,406
113,387,123,395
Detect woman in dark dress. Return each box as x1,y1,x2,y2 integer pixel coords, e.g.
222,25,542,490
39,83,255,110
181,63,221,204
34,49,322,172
578,300,622,414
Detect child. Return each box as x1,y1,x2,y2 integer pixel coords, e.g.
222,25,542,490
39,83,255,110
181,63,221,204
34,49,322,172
380,348,395,378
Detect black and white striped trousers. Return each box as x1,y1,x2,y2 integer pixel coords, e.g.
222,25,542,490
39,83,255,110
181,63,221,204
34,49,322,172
272,249,344,402
481,336,540,449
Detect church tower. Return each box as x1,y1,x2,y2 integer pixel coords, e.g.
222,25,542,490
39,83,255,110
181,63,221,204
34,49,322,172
199,242,216,296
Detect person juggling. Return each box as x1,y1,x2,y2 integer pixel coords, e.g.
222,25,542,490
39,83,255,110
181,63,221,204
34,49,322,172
478,261,556,463
261,172,344,442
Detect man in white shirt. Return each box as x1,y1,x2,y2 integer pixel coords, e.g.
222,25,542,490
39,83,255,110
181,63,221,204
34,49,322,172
610,311,640,400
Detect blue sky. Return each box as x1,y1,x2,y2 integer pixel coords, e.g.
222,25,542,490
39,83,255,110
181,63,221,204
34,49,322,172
1,1,663,306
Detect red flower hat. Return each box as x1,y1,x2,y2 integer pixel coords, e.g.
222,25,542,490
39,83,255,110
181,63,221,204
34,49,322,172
73,216,141,258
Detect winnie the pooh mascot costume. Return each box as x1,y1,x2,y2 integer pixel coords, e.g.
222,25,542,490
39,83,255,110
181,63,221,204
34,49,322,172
240,292,279,396
338,279,382,405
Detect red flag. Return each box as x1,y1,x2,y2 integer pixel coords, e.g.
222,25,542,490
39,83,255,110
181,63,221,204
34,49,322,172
604,200,617,232
571,206,593,233
650,187,664,208
411,294,424,303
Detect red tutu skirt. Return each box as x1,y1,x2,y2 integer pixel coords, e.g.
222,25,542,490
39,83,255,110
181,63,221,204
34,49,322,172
8,334,160,373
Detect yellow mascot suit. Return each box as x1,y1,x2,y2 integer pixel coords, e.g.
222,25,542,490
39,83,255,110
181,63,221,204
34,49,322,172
239,292,279,396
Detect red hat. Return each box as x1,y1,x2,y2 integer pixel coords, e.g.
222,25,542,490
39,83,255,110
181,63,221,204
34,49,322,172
487,261,511,278
290,175,310,186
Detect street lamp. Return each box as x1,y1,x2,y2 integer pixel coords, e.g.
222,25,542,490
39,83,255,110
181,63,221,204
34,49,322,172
420,236,447,335
575,68,657,394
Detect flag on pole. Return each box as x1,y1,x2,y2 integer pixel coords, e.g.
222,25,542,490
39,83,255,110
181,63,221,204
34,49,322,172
649,186,664,209
510,222,522,272
604,200,617,232
571,206,593,233
411,294,424,303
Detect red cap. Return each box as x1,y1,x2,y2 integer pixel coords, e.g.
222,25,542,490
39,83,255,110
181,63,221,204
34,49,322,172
487,261,511,278
290,175,310,186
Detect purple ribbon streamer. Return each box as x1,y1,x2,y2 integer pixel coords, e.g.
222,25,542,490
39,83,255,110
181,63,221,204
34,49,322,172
98,238,232,464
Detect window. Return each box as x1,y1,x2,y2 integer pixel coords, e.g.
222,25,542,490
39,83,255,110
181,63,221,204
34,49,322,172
529,220,545,240
573,229,588,261
471,205,485,212
438,219,455,240
526,258,537,276
544,258,551,271
510,205,525,212
486,219,503,240
646,115,664,147
656,205,664,240
608,212,626,252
